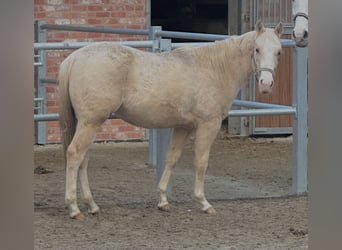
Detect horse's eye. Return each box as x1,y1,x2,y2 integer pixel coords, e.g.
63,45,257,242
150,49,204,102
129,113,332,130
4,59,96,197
255,48,260,53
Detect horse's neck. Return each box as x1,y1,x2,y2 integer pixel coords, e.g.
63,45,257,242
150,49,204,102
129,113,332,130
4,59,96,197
194,31,256,85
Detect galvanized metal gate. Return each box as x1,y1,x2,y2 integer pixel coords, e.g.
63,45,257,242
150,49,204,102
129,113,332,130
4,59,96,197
248,0,294,32
242,0,296,135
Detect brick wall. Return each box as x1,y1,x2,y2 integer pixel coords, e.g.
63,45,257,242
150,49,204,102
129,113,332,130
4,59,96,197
34,0,147,143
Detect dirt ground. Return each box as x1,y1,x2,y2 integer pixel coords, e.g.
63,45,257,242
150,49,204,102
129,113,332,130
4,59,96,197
34,135,308,250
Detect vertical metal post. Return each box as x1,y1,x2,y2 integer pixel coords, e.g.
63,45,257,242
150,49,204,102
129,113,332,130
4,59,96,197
154,129,172,183
145,0,151,28
239,86,249,137
292,47,308,194
36,21,47,144
239,0,250,137
148,27,173,187
148,26,161,167
240,0,247,34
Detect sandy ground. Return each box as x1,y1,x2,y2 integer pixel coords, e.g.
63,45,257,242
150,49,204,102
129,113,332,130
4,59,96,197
34,136,308,249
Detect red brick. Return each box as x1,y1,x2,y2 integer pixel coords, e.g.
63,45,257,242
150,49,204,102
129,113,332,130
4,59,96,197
87,32,103,39
34,0,45,4
46,86,56,93
135,5,144,11
35,12,46,19
70,32,88,39
95,133,113,140
65,0,78,4
72,5,87,11
88,5,103,11
124,5,134,11
113,11,126,18
107,18,119,25
54,32,69,39
47,121,60,127
119,125,135,132
127,132,146,139
111,119,126,125
88,18,103,25
47,107,59,113
96,12,110,18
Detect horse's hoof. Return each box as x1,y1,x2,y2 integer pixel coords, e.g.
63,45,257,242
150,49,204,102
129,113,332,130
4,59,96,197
205,207,216,214
89,210,99,216
72,212,86,221
88,206,100,215
158,203,171,212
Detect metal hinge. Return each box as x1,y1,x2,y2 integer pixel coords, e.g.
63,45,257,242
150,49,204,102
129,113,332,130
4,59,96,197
243,118,249,127
243,14,250,23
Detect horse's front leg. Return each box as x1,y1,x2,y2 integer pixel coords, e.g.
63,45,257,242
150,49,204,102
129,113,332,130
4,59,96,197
193,120,221,214
158,128,191,211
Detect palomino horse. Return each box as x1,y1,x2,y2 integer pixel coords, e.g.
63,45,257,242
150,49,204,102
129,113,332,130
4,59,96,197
59,21,283,220
292,0,308,47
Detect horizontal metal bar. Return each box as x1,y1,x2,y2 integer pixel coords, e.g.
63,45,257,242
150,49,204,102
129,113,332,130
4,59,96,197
34,113,119,122
172,40,295,49
155,30,296,47
34,98,44,102
232,100,292,109
171,42,212,49
40,24,149,36
34,38,295,52
40,78,58,84
280,39,297,48
228,108,296,117
254,127,292,134
155,30,228,41
34,114,59,122
34,40,154,50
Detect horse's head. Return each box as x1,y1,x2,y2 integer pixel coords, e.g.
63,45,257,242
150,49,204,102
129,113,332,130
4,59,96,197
292,0,309,47
253,20,283,94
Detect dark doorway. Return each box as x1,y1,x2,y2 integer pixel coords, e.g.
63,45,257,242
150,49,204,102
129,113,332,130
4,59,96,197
151,0,228,41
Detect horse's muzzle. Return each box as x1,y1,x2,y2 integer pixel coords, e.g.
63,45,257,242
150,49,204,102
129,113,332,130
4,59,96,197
258,79,273,94
295,38,308,48
293,30,308,47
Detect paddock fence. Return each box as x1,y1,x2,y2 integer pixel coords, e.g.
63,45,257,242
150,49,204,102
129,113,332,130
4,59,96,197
34,21,307,195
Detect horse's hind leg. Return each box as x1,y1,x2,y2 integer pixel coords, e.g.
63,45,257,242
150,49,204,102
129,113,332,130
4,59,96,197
65,121,101,219
158,128,191,211
193,120,221,214
79,151,99,215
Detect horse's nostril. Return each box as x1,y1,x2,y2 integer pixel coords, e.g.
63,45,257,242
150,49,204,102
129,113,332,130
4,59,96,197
292,30,296,38
303,30,308,39
271,81,274,87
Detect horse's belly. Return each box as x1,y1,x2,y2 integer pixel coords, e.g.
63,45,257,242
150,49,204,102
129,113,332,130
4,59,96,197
115,104,194,129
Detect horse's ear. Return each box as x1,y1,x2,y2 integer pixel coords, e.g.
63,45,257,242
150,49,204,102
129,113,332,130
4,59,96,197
255,20,265,35
274,22,283,37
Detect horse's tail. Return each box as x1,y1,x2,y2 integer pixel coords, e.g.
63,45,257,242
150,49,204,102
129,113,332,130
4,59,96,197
58,55,76,160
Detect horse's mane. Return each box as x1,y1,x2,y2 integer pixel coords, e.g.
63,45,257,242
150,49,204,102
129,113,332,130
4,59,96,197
187,31,257,76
